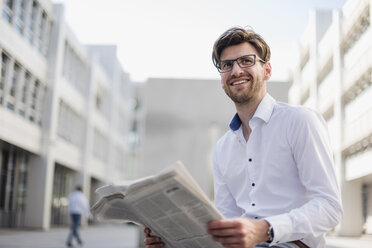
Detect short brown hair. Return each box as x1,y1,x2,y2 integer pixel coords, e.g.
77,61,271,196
212,26,271,66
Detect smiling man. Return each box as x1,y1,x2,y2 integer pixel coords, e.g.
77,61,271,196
144,27,343,248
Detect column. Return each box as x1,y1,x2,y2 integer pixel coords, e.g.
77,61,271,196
24,152,55,229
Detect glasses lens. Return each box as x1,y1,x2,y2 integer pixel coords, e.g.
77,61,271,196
216,55,257,73
238,55,255,67
218,61,233,72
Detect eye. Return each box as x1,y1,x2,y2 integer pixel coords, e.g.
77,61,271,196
239,56,254,66
220,61,233,69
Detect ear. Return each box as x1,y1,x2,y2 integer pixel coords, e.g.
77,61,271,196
264,62,272,81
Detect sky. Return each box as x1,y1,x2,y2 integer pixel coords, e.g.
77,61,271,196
52,0,346,82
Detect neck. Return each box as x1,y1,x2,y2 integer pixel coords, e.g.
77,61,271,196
235,93,265,141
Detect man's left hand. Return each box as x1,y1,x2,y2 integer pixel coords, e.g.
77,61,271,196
207,218,270,248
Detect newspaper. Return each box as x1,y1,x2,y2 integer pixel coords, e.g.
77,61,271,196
91,161,224,248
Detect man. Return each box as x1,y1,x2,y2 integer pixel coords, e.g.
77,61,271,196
144,27,343,248
66,185,91,247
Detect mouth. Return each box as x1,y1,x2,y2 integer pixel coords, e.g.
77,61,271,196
230,79,250,86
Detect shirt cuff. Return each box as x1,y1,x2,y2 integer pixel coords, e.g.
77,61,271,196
264,214,293,245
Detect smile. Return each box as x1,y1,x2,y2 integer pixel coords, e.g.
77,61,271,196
231,80,248,86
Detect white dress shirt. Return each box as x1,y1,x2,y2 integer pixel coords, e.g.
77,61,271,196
212,93,343,248
68,190,91,216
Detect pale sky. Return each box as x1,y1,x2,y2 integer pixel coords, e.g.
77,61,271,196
52,0,346,82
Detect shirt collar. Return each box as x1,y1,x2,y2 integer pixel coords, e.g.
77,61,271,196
229,93,276,131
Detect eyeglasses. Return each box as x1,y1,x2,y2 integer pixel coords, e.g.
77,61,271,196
215,54,266,73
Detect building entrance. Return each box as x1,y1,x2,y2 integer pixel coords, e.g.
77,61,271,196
50,164,73,226
0,143,29,228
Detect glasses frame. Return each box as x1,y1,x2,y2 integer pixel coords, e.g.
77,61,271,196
215,54,266,73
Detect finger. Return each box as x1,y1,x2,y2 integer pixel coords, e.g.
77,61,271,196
208,219,241,229
208,227,241,237
144,236,162,244
144,237,164,248
144,227,151,237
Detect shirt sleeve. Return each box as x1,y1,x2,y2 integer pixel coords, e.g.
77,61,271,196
213,141,243,219
264,108,343,246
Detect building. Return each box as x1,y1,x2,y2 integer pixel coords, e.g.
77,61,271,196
0,0,138,229
142,78,289,199
289,0,372,236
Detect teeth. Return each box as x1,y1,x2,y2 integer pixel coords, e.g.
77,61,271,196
232,80,246,86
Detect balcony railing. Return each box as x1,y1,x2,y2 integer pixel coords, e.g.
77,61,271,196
343,106,372,152
341,0,370,54
342,44,372,103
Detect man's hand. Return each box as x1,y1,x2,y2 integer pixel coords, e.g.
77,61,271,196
143,227,164,248
207,218,270,248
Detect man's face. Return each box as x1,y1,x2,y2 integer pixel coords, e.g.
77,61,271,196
219,42,271,105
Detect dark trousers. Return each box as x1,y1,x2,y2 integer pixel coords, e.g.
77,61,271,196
67,213,82,245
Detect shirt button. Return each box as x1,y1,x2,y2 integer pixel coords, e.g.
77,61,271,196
248,158,252,162
252,203,255,206
254,217,258,219
252,183,255,187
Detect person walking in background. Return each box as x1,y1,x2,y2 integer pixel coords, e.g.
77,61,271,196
144,26,343,248
66,185,91,247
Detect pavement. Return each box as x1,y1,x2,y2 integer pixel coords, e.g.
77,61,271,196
325,234,372,248
0,223,141,248
0,223,371,248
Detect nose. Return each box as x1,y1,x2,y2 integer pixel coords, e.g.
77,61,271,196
230,61,244,76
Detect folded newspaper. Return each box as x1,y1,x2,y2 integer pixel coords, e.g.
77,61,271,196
91,161,224,248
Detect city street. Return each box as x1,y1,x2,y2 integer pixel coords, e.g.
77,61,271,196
1,223,372,248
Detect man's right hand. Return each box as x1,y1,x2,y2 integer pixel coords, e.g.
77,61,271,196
144,227,164,248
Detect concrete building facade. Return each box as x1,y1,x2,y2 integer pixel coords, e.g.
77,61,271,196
0,0,138,229
289,0,372,236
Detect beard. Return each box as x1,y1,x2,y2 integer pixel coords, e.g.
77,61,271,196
223,75,262,105
225,88,253,104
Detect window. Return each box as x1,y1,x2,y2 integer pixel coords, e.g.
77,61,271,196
7,63,20,110
57,101,85,148
0,53,9,103
31,80,38,110
2,0,14,23
21,72,30,104
62,41,89,96
13,0,26,34
10,64,21,97
29,1,38,42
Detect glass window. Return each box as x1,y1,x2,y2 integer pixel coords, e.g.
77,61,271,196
31,80,39,110
21,72,30,104
1,53,9,92
10,63,21,97
2,9,11,23
5,0,14,9
30,1,38,30
18,0,26,21
2,0,14,23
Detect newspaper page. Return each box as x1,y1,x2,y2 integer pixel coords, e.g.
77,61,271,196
91,161,224,248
